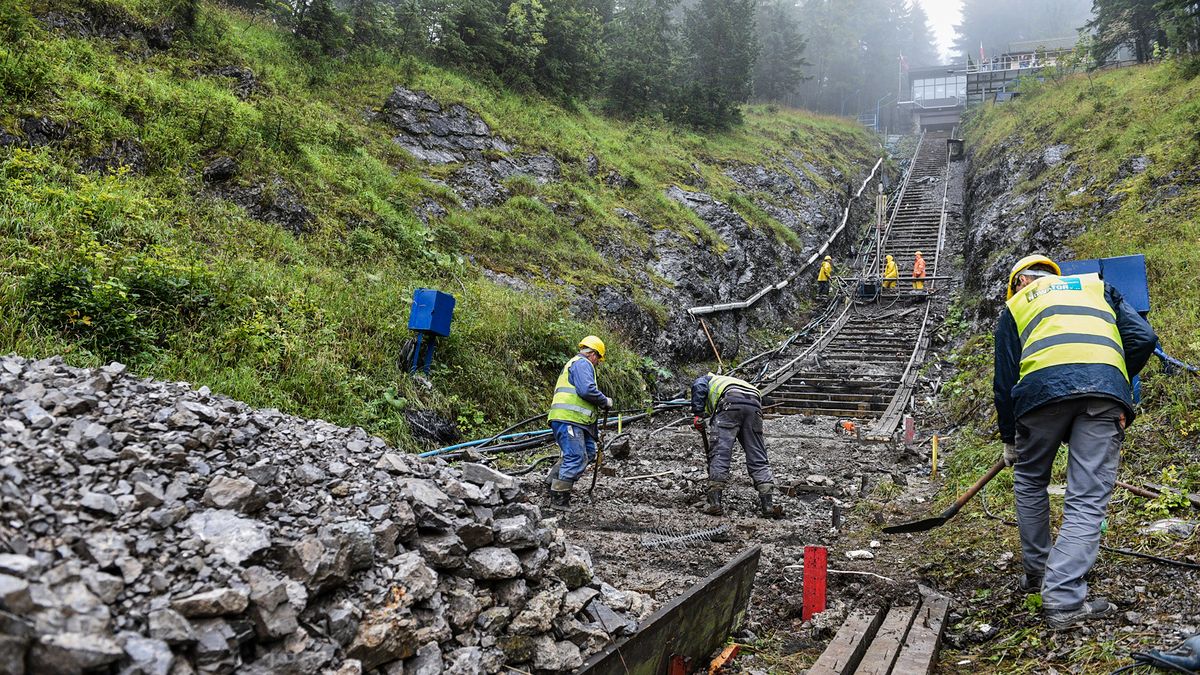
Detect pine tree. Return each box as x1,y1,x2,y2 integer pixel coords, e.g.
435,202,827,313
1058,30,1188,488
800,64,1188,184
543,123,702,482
604,0,680,117
753,0,809,102
678,0,758,128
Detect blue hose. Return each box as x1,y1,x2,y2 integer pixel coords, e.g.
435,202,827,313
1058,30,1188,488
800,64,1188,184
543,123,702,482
418,429,553,458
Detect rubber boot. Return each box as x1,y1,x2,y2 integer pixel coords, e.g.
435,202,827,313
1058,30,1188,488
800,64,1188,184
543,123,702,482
701,484,724,516
757,483,784,519
545,460,563,492
549,479,574,513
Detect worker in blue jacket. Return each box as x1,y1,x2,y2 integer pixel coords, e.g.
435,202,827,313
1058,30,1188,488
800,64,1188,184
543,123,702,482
546,336,613,511
994,254,1157,629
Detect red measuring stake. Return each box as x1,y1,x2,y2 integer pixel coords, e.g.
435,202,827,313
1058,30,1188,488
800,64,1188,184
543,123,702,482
802,545,827,621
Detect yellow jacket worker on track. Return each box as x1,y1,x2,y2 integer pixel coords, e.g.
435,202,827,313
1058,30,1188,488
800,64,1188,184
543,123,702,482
882,254,898,289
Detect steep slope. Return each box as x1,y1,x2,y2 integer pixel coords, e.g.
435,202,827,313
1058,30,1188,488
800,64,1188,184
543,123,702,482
0,0,881,448
919,62,1200,672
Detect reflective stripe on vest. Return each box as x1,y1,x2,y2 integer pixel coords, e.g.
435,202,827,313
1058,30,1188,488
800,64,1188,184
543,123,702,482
547,356,598,425
706,374,759,415
1006,273,1128,382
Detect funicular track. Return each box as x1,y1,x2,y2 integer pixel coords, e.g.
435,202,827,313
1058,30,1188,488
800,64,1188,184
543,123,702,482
761,132,954,436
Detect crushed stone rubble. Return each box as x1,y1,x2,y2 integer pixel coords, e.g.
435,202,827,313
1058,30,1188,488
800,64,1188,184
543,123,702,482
0,354,652,674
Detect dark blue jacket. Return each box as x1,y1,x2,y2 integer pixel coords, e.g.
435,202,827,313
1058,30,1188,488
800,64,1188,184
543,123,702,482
993,282,1157,443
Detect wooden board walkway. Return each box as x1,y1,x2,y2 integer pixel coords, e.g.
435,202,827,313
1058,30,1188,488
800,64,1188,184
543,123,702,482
807,589,950,675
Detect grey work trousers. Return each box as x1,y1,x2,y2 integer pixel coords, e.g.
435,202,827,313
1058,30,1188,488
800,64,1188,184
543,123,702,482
1013,396,1125,611
708,392,775,487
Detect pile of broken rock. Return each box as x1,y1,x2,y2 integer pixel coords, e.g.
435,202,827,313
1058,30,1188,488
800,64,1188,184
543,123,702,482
0,355,651,674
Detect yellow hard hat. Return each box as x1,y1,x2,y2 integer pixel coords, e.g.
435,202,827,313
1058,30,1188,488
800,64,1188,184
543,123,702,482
579,335,606,361
886,254,893,260
1006,254,1061,299
824,255,832,260
915,251,923,256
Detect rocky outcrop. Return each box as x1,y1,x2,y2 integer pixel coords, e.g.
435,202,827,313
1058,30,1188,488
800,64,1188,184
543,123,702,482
0,354,650,674
375,87,876,371
963,136,1152,322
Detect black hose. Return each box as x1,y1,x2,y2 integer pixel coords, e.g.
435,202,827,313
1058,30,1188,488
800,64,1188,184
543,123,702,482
506,455,558,476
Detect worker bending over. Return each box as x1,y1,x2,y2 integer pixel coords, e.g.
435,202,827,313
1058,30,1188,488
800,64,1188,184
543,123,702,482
691,373,783,518
817,255,833,298
546,336,613,511
912,251,926,290
994,254,1156,629
882,254,898,289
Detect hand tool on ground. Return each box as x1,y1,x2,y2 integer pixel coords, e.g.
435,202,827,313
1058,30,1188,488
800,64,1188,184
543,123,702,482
1112,634,1200,674
588,410,609,497
882,458,1006,534
697,419,711,463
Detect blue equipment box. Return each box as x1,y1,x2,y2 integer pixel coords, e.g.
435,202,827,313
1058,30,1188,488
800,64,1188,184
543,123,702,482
1059,254,1149,315
408,289,456,337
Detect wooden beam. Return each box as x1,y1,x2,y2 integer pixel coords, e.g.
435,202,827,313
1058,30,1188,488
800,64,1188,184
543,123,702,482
890,594,951,675
853,606,918,675
576,547,761,675
807,606,887,675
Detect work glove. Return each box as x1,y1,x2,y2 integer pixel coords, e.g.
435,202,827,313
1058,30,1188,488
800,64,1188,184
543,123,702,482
1003,443,1018,467
603,397,614,410
692,415,704,431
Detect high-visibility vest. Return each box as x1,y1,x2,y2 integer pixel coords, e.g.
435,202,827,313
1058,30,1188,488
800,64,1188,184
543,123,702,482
1006,273,1128,382
913,256,926,278
547,356,599,425
818,261,832,282
705,374,759,415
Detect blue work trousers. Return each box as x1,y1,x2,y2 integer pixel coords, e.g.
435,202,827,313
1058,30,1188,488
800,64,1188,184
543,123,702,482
551,421,596,483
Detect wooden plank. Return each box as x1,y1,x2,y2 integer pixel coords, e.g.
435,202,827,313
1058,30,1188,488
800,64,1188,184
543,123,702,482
890,594,951,675
807,606,887,675
853,606,917,675
576,547,761,675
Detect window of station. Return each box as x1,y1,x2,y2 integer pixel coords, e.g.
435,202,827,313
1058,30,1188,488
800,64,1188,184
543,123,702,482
911,76,966,101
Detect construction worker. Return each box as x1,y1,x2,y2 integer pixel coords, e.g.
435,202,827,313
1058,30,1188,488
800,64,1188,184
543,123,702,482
546,336,613,511
882,254,898,289
817,255,833,298
994,254,1157,629
912,251,926,290
691,372,783,518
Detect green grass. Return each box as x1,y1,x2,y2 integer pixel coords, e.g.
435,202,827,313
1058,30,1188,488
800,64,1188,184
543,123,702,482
0,0,878,448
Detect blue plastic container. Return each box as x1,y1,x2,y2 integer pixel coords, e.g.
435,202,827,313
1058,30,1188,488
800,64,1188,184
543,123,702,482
1059,254,1149,315
408,289,456,337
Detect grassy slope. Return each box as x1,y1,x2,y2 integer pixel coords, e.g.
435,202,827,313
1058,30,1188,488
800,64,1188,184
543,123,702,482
927,62,1200,672
0,0,878,447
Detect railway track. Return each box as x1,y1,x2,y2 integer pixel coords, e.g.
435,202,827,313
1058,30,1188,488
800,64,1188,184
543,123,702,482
761,131,955,435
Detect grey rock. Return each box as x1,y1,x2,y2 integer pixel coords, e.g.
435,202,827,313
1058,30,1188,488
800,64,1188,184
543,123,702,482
562,586,599,615
493,517,537,549
585,599,637,636
192,619,239,673
454,520,493,550
476,606,510,634
0,554,41,578
508,587,564,635
79,529,128,568
80,491,120,516
555,544,594,589
80,569,124,604
29,633,123,673
443,646,484,675
465,547,521,580
530,635,582,671
0,574,33,613
390,552,438,605
202,475,264,513
517,547,550,580
148,608,195,644
346,612,419,670
120,634,174,675
171,588,249,618
416,533,465,569
186,510,271,566
406,641,442,675
461,463,520,493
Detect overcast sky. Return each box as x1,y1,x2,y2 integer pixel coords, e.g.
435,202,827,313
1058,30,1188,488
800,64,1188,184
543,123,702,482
916,0,963,63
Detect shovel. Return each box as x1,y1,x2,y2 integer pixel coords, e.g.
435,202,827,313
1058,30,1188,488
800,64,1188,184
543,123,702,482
882,458,1007,534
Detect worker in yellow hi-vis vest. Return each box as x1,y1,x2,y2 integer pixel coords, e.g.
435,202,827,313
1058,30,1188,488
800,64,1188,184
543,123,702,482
817,255,833,298
994,254,1157,629
546,336,613,512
